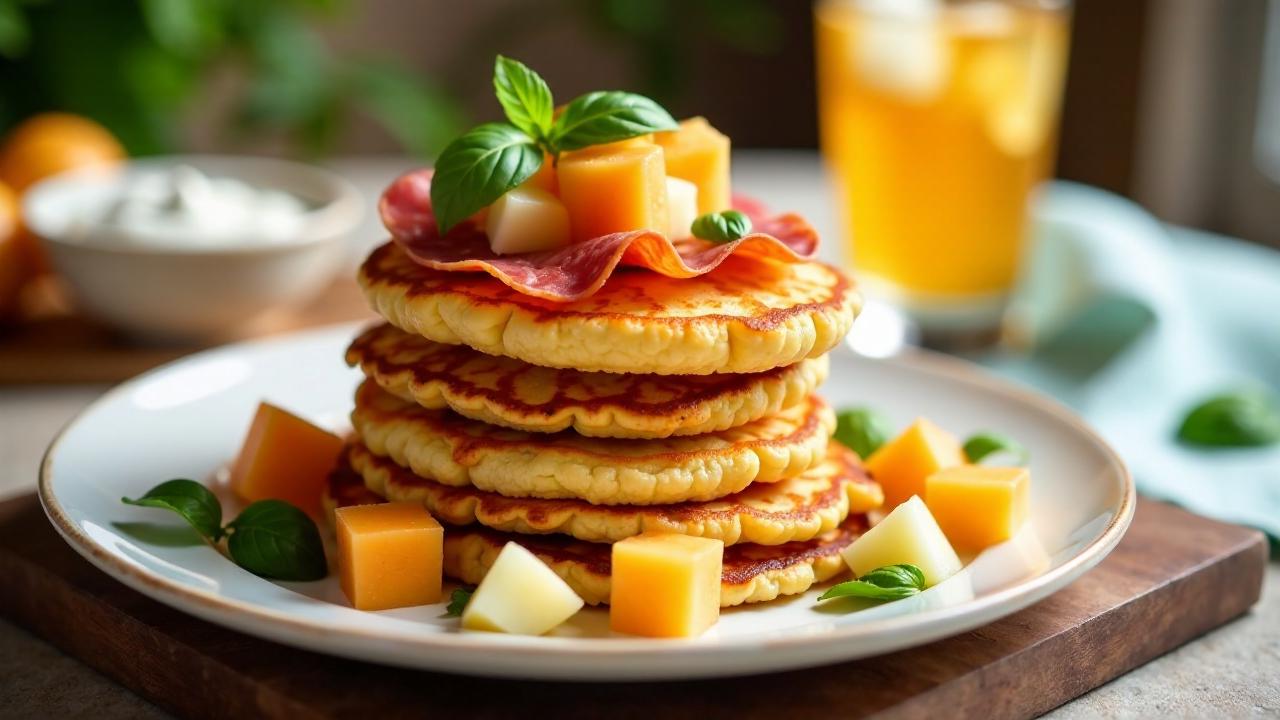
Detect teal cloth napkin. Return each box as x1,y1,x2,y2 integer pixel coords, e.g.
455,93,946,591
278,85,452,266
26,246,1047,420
978,182,1280,539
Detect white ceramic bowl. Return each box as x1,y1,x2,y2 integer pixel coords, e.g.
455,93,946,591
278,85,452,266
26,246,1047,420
23,155,363,342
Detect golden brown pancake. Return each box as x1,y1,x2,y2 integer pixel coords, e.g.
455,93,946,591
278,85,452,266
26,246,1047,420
358,242,860,375
352,380,835,505
322,458,863,608
347,322,829,439
349,440,882,545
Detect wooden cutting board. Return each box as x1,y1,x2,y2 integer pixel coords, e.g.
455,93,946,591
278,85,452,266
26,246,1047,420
0,276,374,384
0,495,1265,720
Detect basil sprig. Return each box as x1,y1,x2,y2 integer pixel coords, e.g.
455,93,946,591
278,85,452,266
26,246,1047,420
445,587,474,617
963,431,1030,465
691,210,752,243
431,55,677,234
834,407,893,459
123,481,327,581
1177,389,1280,447
818,564,927,603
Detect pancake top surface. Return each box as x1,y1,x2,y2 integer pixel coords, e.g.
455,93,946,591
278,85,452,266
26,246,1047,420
347,323,829,439
351,440,882,545
359,242,860,375
351,380,835,505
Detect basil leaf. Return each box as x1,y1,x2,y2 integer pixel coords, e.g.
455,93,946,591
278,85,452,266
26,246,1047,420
445,587,474,617
691,210,752,244
963,432,1029,465
122,479,223,541
226,500,327,581
1178,390,1280,447
549,90,677,152
430,123,543,234
493,55,554,142
818,563,927,603
834,407,893,459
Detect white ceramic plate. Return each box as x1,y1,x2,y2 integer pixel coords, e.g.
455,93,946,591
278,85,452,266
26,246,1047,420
40,324,1133,681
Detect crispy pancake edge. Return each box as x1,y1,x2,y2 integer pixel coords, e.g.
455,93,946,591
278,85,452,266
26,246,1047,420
358,242,861,376
352,381,836,505
350,440,882,545
347,323,831,439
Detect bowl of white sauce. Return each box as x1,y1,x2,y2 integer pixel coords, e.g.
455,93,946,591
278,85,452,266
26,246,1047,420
22,156,363,341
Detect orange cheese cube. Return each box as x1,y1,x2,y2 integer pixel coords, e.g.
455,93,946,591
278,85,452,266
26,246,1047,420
229,402,343,516
654,117,731,214
865,418,966,512
557,142,668,242
336,502,443,611
926,466,1031,551
526,153,558,195
610,533,723,638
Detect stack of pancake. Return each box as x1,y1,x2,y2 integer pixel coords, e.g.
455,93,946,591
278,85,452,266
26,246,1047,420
326,242,880,607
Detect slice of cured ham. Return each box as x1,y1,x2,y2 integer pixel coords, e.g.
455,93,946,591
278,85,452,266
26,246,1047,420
379,169,819,303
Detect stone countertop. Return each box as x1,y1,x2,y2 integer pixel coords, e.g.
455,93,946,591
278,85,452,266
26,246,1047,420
1,153,1275,718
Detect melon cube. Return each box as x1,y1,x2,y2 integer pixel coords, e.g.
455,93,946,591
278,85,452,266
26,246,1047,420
462,542,584,635
841,495,962,587
654,117,731,214
485,185,570,255
926,466,1030,551
229,402,344,516
865,418,965,511
525,153,557,194
610,533,723,638
557,142,668,242
665,177,699,239
336,502,444,611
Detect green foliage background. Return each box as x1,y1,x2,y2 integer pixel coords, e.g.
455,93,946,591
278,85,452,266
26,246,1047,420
0,0,465,157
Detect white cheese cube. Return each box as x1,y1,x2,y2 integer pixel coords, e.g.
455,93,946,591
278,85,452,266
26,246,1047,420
461,542,584,635
840,495,962,586
665,176,699,239
485,185,570,255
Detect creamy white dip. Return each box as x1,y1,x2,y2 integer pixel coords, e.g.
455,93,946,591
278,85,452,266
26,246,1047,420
74,164,311,248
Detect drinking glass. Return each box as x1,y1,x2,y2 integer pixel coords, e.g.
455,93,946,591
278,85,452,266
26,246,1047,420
815,0,1071,349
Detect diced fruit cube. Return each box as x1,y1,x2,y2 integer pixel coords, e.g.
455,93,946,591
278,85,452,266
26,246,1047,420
865,418,965,511
229,402,344,516
558,142,668,242
926,466,1030,550
840,495,962,587
336,502,444,611
462,542,584,635
610,533,723,638
665,177,699,239
485,185,570,255
654,117,731,214
525,153,557,194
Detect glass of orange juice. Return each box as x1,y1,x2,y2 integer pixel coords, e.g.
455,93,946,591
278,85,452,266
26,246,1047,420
815,0,1070,349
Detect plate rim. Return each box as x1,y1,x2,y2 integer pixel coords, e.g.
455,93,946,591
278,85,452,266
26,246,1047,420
37,322,1136,667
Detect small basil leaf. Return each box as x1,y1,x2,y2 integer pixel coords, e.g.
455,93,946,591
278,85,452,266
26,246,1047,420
691,210,752,244
818,563,927,603
493,55,554,142
430,122,543,234
549,90,677,152
122,479,223,541
1177,390,1280,448
834,407,893,459
963,432,1029,465
226,500,327,581
445,587,474,617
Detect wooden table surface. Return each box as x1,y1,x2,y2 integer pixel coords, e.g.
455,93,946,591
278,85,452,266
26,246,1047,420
1,155,1277,718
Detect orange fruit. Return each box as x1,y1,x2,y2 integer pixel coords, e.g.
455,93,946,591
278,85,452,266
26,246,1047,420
0,112,125,192
0,182,29,319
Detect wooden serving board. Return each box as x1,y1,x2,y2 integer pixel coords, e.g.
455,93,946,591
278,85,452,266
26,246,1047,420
0,276,374,384
0,495,1266,719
